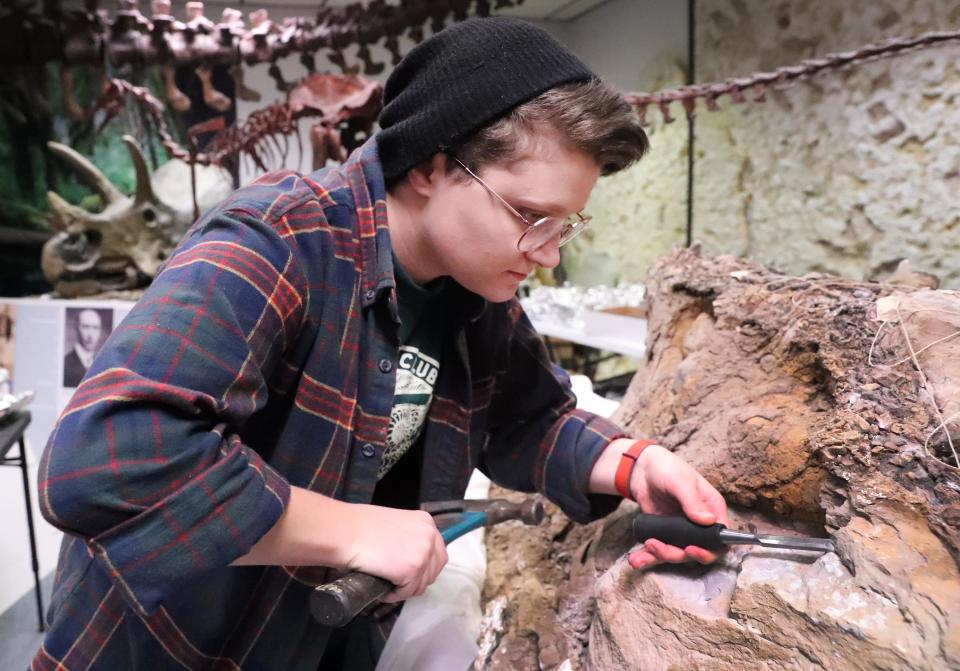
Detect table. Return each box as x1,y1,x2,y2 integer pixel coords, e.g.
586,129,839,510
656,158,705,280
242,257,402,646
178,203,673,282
527,315,647,359
0,411,44,632
529,318,646,359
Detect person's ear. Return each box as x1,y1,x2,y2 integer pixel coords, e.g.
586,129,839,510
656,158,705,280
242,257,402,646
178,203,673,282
406,153,449,197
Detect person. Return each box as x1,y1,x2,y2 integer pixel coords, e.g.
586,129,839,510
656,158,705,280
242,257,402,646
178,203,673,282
33,17,728,671
62,308,103,387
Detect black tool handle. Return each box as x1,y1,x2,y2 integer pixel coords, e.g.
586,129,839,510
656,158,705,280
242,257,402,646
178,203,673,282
632,514,726,551
310,572,393,628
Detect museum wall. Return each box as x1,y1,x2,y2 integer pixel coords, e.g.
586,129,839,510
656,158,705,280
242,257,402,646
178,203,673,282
558,0,691,287
696,0,960,288
577,0,960,289
5,1,959,292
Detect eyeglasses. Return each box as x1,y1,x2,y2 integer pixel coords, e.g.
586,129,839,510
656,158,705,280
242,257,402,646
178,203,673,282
452,157,591,253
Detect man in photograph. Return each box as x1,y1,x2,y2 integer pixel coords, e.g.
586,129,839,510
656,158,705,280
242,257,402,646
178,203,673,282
62,308,105,388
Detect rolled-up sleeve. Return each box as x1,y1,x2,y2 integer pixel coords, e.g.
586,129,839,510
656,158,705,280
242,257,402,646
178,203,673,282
38,208,307,617
481,301,626,524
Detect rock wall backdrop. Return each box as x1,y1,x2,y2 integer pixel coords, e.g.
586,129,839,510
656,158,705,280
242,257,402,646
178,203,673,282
572,0,960,289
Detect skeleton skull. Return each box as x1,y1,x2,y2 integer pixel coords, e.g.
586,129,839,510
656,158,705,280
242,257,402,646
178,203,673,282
44,135,233,297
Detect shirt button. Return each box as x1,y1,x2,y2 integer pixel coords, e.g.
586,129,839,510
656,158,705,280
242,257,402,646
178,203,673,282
365,289,376,301
378,358,393,373
361,443,376,458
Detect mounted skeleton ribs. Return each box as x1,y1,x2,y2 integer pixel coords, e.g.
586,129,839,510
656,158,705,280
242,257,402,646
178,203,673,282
43,136,232,297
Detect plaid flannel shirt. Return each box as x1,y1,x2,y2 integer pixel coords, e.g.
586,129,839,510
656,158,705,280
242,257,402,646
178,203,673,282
32,139,626,671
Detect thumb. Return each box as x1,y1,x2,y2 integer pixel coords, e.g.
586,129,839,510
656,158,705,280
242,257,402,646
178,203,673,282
675,480,717,527
685,507,717,526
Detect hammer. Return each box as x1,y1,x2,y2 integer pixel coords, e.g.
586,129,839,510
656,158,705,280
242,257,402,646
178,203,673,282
309,497,543,628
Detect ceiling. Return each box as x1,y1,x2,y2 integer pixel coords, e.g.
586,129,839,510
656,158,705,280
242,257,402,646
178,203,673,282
236,0,612,22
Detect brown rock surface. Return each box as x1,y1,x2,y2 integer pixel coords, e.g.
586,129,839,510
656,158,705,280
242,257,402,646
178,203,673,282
479,248,960,670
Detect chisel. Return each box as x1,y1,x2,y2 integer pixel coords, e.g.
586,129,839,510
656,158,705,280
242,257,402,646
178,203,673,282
633,514,835,553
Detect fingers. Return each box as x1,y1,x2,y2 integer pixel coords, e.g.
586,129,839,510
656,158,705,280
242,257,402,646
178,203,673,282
437,533,449,574
626,445,730,572
381,586,410,603
424,532,449,591
381,528,448,603
627,547,658,570
628,538,724,571
683,544,721,565
643,538,686,563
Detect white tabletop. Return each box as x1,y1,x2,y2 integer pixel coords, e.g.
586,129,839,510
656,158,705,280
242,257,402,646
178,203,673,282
528,315,646,359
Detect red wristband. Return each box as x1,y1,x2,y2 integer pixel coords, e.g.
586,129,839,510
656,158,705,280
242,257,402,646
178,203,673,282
614,439,657,501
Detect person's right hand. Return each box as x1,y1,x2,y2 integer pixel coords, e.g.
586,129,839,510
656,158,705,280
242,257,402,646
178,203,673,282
340,504,448,602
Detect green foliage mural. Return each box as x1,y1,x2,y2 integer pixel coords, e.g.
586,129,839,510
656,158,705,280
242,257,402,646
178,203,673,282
0,64,177,296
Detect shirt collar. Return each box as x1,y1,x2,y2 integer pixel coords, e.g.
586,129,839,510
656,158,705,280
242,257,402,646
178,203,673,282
74,343,95,368
346,138,396,310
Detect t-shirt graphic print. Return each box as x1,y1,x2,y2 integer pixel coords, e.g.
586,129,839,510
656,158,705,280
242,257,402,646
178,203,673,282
379,345,439,479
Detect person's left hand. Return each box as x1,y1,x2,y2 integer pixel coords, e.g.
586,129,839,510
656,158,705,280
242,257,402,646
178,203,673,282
627,444,729,570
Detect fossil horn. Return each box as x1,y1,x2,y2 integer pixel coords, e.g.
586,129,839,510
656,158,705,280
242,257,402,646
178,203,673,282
46,190,111,230
47,141,124,205
123,135,156,205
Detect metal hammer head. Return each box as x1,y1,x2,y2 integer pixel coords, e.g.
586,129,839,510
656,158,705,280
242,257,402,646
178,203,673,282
482,498,544,527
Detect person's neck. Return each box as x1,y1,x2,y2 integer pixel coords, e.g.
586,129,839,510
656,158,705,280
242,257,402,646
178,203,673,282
385,184,443,285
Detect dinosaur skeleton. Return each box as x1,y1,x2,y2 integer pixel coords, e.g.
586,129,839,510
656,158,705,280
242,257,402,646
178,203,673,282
628,28,960,125
0,0,527,71
89,73,382,174
82,18,960,176
7,1,960,125
43,135,232,297
8,2,959,166
41,70,377,297
193,72,382,172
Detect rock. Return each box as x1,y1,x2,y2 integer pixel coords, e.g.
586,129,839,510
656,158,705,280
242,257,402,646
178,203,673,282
603,249,960,669
480,250,960,670
485,633,538,671
477,489,607,670
728,503,960,670
474,595,508,671
590,513,960,670
875,289,960,439
590,553,785,670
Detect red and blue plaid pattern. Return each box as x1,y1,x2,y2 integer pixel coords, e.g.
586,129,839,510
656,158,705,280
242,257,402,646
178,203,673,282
32,139,625,670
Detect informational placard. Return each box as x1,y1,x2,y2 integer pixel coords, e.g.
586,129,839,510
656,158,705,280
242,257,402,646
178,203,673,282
0,298,135,456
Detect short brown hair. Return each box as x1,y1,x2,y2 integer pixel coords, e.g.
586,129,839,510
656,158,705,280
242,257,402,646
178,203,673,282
447,80,649,176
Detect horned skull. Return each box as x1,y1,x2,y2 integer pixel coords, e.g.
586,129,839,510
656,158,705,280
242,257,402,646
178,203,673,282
44,135,233,297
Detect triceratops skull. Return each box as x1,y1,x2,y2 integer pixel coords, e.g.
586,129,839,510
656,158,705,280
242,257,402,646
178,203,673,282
43,135,233,297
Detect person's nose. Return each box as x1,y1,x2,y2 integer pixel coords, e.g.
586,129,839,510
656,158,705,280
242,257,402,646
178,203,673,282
524,235,561,269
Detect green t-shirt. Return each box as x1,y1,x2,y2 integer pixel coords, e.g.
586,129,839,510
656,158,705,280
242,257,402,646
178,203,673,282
378,257,450,479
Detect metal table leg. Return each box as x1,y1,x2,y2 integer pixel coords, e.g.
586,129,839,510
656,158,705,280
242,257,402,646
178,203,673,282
16,433,44,632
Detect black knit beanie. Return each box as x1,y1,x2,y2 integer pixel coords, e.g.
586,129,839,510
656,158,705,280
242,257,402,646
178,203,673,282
377,16,597,183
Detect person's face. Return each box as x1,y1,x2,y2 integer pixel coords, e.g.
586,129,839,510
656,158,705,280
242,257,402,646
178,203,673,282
77,310,103,352
415,133,600,303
